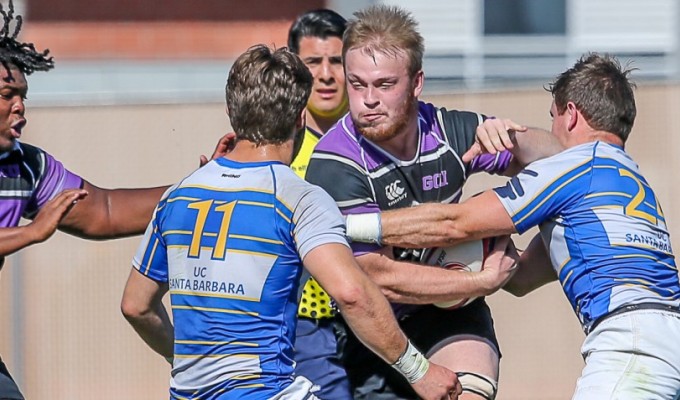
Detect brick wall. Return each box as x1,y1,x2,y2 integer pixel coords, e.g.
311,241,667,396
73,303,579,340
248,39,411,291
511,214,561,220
27,0,323,21
21,0,324,60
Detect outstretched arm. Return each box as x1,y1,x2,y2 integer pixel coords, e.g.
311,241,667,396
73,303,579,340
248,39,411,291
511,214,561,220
353,235,518,304
372,191,515,249
58,180,167,240
304,243,462,399
0,188,87,257
120,269,174,362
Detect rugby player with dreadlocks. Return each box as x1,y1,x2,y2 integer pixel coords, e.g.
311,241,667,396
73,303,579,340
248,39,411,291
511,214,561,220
0,2,224,397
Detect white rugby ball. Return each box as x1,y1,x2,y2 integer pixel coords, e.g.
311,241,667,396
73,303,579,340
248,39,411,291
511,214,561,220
423,238,494,310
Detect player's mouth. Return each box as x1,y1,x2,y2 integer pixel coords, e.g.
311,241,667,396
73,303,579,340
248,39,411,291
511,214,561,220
11,119,26,138
361,112,386,123
316,88,337,100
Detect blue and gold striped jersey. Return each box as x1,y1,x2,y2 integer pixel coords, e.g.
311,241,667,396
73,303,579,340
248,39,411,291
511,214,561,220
495,141,679,331
132,157,347,399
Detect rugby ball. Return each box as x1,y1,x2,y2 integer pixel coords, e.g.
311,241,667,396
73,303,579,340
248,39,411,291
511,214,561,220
423,238,494,310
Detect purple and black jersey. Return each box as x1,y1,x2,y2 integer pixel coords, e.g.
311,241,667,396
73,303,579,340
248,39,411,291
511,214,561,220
307,102,512,317
307,101,513,256
0,141,82,228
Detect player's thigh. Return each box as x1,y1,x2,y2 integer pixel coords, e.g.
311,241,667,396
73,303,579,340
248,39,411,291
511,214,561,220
428,335,499,379
574,310,680,400
428,335,499,400
403,301,500,400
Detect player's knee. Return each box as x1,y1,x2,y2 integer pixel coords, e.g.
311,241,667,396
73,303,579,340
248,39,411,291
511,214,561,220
456,372,498,400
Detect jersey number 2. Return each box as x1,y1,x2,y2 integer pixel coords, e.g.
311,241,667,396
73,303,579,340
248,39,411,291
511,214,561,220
618,168,664,225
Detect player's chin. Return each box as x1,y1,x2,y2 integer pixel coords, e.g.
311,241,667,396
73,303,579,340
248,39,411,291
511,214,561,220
360,126,399,143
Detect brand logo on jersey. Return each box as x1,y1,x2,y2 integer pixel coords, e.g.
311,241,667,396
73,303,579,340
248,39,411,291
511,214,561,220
221,173,241,178
422,171,449,191
386,179,407,205
495,169,537,200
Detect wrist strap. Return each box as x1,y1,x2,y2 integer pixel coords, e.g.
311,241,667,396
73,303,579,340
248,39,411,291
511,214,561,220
391,340,430,384
345,213,382,244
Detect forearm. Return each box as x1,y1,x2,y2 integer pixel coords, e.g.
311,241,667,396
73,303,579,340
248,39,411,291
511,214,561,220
61,183,168,239
380,203,474,248
349,191,514,249
503,234,557,296
337,277,408,364
124,300,174,359
356,252,495,304
506,127,564,173
121,270,174,359
0,226,40,257
305,244,407,364
306,244,434,384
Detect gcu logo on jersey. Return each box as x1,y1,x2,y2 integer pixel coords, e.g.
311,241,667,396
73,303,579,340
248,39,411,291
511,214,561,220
422,171,449,191
385,179,407,205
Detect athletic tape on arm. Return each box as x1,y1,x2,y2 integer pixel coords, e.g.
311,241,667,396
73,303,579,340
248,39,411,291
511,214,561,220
345,213,382,244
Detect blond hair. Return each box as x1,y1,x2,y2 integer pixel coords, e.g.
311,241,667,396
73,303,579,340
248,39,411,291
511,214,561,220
343,4,424,77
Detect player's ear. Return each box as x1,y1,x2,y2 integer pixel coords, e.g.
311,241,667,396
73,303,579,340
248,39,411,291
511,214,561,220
295,108,306,130
412,70,424,98
566,102,578,131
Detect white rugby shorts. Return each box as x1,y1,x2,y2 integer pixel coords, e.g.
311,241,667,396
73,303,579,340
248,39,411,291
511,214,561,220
573,309,680,399
270,375,320,400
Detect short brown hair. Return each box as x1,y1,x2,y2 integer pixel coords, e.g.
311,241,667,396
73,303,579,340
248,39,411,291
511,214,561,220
548,53,637,142
226,45,312,145
343,4,424,78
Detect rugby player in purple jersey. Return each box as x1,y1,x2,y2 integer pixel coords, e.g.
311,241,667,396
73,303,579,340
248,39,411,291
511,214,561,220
305,5,562,400
0,2,225,398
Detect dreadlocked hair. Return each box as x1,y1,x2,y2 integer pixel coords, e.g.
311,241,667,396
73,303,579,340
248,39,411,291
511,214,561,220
0,0,53,75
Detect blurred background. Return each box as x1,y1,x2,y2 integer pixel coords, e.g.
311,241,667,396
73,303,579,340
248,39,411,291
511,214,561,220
0,0,678,399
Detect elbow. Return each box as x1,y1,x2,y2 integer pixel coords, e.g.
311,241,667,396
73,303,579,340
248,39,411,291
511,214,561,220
120,297,148,324
332,284,364,311
502,280,534,297
504,285,531,297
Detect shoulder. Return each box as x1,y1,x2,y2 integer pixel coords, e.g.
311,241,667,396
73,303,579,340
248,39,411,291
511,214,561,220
533,142,596,169
430,104,486,154
436,105,486,128
498,144,594,198
17,141,69,179
308,115,369,188
313,114,361,156
272,164,318,198
17,141,45,156
17,142,48,166
273,164,338,210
